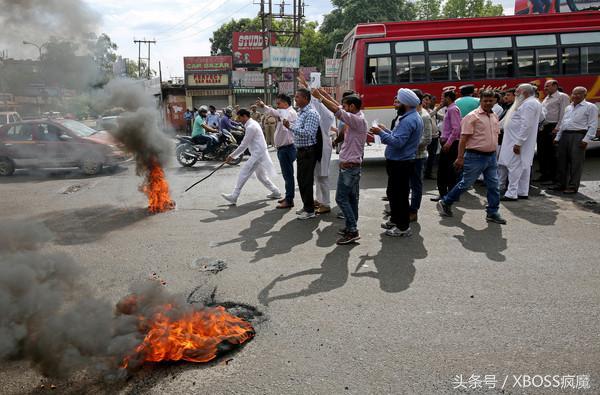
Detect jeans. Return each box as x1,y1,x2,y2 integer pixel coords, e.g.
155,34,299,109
387,160,413,231
410,158,426,213
277,144,296,204
537,123,557,181
296,145,318,213
442,151,500,215
335,167,361,232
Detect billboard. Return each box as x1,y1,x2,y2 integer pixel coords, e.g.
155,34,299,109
233,32,276,66
263,47,301,69
231,70,264,87
514,0,600,14
184,56,232,72
325,59,341,77
186,73,230,87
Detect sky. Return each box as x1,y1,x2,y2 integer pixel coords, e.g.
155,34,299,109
82,0,515,79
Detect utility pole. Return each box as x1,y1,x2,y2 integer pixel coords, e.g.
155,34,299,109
258,0,304,104
133,38,156,79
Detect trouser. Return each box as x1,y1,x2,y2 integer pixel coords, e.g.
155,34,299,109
557,131,587,191
387,159,413,232
276,144,296,204
264,124,276,146
537,122,558,181
296,145,318,213
231,159,279,199
437,140,459,197
335,166,361,232
424,137,439,177
502,156,531,199
410,158,426,213
192,134,214,150
443,151,500,215
531,0,551,13
314,172,331,206
186,120,192,135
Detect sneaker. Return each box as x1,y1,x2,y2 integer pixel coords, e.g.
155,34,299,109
385,226,412,237
336,231,360,245
297,211,316,220
381,221,396,230
266,191,282,200
221,193,237,206
486,213,507,225
436,200,453,217
337,227,347,235
296,208,305,215
336,212,345,219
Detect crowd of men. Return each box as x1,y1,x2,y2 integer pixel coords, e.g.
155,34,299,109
188,78,598,245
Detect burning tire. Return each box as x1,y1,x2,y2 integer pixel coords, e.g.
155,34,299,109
224,145,243,166
0,157,15,176
81,159,103,175
176,144,198,167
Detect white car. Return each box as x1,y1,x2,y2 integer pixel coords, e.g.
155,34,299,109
0,111,21,126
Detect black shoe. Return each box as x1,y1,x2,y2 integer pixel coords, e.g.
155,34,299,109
518,195,529,200
436,200,453,217
486,213,507,225
548,184,565,191
500,196,518,202
430,196,441,202
336,231,360,245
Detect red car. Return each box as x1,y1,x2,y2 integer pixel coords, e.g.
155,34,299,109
0,119,130,176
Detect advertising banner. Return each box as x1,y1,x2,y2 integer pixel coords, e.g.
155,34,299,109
184,56,232,72
232,32,276,65
514,0,600,14
187,73,230,87
263,47,301,69
231,70,264,87
325,59,341,77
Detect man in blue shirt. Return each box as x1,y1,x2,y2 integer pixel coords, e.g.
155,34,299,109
371,88,423,237
207,105,221,130
220,107,242,132
282,88,321,219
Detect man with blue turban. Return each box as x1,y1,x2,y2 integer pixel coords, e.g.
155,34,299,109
370,88,423,237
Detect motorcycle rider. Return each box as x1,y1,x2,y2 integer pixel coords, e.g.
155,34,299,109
192,106,219,152
207,105,221,130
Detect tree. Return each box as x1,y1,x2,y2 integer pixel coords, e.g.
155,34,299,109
320,0,416,58
442,0,504,18
88,33,118,84
414,0,441,20
300,21,328,68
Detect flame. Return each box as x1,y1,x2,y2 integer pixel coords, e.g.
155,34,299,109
142,158,175,214
122,305,254,368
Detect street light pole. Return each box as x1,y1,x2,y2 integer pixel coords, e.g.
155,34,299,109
22,41,47,60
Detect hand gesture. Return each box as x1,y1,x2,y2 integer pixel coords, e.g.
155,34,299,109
256,98,265,108
282,119,290,129
513,144,521,155
311,88,322,99
225,155,233,164
369,125,382,135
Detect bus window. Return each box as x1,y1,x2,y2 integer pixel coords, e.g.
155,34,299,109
450,53,469,80
367,43,391,56
537,48,558,75
367,57,392,85
473,50,514,79
429,39,468,52
562,48,580,74
516,34,556,47
394,41,424,54
581,47,600,74
560,32,600,45
430,54,449,81
517,50,535,76
472,37,512,50
395,55,426,83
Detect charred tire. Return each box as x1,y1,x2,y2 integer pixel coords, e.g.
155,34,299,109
0,157,15,176
224,145,242,166
81,159,103,175
176,144,197,167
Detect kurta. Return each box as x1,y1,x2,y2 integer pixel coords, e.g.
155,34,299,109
231,118,276,177
498,96,543,169
310,97,335,177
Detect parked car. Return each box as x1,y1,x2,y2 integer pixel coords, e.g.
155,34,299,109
0,119,131,176
0,111,22,126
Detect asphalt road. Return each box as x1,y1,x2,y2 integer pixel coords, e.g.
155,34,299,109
1,146,599,394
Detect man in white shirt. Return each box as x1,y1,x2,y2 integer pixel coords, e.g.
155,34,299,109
256,94,298,209
538,80,570,183
498,84,543,201
551,87,599,194
221,109,281,205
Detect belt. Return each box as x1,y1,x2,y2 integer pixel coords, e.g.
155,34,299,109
466,149,495,156
564,130,587,134
297,145,316,152
339,162,361,169
277,143,294,149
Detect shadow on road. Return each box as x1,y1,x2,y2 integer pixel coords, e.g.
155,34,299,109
36,205,148,245
249,217,321,263
214,207,287,252
199,200,269,223
351,223,427,293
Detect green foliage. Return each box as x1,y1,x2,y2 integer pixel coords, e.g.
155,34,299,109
442,0,504,18
209,17,262,56
414,0,441,20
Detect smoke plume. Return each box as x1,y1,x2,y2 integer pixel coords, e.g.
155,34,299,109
0,0,100,59
0,220,189,380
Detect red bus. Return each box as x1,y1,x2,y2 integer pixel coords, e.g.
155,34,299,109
335,11,600,128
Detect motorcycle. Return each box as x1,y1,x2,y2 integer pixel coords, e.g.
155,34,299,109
176,130,243,167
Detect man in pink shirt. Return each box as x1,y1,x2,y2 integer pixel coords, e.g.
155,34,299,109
433,90,462,201
436,90,506,224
